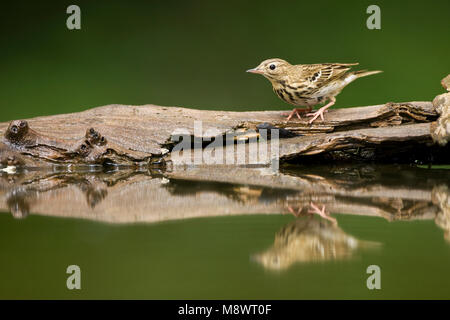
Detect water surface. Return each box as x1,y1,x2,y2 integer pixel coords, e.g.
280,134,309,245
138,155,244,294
1,164,449,299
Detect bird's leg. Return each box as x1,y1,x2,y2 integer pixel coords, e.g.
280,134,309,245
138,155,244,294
285,106,313,121
308,202,337,226
306,97,336,123
287,205,302,217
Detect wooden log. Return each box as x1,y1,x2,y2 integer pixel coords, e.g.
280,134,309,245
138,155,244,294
0,100,447,167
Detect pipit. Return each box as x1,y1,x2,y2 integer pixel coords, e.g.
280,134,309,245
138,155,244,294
247,58,382,123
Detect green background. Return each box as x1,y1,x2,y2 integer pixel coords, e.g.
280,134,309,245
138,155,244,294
1,0,449,122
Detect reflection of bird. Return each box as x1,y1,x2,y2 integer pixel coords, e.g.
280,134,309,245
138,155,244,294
247,58,382,123
253,217,380,270
433,185,450,242
287,202,337,226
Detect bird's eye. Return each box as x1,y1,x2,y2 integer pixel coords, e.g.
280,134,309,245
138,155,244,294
269,64,276,70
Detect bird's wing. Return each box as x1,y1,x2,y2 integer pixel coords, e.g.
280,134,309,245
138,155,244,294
290,63,359,89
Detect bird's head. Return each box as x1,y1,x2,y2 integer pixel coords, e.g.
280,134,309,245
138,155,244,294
246,58,291,82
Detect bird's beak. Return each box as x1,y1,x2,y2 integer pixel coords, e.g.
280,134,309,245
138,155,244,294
246,68,264,74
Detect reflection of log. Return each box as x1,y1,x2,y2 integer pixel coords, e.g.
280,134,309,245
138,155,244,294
167,165,450,221
0,169,286,222
1,165,448,230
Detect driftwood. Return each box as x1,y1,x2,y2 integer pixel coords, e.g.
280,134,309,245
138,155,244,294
0,73,449,168
0,101,447,167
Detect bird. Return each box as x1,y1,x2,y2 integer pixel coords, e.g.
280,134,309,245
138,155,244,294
246,58,382,123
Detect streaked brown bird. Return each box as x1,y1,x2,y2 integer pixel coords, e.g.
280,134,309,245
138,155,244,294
247,58,382,123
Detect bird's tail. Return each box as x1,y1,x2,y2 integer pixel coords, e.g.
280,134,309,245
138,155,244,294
345,69,382,84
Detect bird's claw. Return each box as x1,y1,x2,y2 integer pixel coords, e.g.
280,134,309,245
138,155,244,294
306,108,328,123
287,205,301,217
286,110,301,122
308,202,328,218
285,108,313,122
308,202,337,226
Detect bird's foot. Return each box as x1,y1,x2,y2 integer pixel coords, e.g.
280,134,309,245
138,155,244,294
308,202,328,218
287,205,302,217
308,202,337,226
285,108,312,122
306,107,329,123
